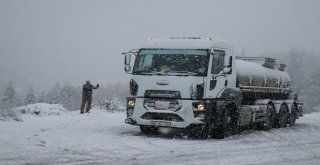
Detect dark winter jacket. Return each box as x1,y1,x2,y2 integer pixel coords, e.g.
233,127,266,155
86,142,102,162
82,84,98,97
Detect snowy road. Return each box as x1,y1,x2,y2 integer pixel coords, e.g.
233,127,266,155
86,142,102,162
1,110,320,165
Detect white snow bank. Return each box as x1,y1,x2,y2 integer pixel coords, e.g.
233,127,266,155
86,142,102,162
0,108,20,121
1,109,320,165
0,108,320,165
14,103,67,116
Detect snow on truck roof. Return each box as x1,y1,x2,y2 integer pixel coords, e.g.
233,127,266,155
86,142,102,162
141,38,233,50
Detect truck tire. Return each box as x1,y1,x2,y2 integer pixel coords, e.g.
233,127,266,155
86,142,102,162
214,105,238,139
276,104,288,128
260,103,276,131
140,125,159,134
288,105,297,127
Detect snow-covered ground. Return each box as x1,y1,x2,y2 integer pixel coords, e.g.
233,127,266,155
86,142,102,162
1,107,320,165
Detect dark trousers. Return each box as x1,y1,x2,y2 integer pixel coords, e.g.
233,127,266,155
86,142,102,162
80,96,92,113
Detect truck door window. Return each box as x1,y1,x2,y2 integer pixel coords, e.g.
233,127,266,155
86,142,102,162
211,50,225,74
138,55,152,69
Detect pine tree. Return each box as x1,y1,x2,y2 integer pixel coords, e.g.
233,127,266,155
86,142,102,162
70,86,82,111
1,81,17,108
302,72,320,112
60,82,74,110
47,82,62,104
37,91,48,103
93,84,107,106
25,86,36,105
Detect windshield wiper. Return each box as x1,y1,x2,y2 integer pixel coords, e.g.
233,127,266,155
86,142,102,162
135,70,199,76
134,70,165,75
169,71,198,76
134,70,154,75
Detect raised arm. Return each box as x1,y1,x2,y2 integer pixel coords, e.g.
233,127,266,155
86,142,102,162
93,84,99,89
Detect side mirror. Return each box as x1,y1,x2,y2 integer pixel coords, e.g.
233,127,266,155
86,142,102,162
125,65,131,72
223,56,232,74
124,53,131,65
228,56,233,67
223,67,231,74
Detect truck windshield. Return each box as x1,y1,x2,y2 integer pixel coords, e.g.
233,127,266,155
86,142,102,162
133,49,209,76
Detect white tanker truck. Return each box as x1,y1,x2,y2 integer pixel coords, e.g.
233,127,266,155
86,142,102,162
123,37,303,138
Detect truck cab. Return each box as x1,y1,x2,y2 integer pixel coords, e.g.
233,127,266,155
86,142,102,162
124,38,237,129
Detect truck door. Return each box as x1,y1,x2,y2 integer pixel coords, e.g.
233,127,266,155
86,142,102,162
204,49,228,98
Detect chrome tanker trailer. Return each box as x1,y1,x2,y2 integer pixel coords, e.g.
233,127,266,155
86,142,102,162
123,37,303,138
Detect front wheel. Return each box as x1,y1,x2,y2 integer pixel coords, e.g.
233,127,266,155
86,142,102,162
140,125,159,134
214,105,238,139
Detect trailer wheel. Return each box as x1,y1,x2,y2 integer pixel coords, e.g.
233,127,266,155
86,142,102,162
276,104,288,128
288,105,297,127
140,125,159,134
260,103,276,131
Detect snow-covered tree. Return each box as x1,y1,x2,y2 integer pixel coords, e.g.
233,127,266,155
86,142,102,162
60,82,74,110
275,49,320,113
92,82,129,108
47,82,62,104
1,81,18,108
300,71,320,112
37,91,48,103
70,86,82,111
25,86,36,104
93,84,108,106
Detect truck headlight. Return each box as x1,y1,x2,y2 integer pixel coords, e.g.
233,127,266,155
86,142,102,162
128,100,135,107
197,103,205,111
127,98,135,117
193,102,206,121
193,102,206,111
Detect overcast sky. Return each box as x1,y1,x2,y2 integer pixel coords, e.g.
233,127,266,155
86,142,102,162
1,0,320,93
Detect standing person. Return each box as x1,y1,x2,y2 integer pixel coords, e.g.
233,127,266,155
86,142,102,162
80,80,99,114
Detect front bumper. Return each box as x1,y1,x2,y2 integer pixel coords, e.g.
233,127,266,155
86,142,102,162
125,98,205,128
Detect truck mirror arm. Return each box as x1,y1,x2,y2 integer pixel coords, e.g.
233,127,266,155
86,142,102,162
122,49,139,55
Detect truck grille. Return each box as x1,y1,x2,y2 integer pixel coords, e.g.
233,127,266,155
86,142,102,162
144,99,181,111
141,112,184,122
144,90,181,99
144,90,182,111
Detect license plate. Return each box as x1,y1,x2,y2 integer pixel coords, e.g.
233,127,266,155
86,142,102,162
155,101,170,110
150,121,171,127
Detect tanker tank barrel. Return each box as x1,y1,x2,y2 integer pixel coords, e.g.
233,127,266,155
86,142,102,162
236,57,291,90
236,57,276,69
